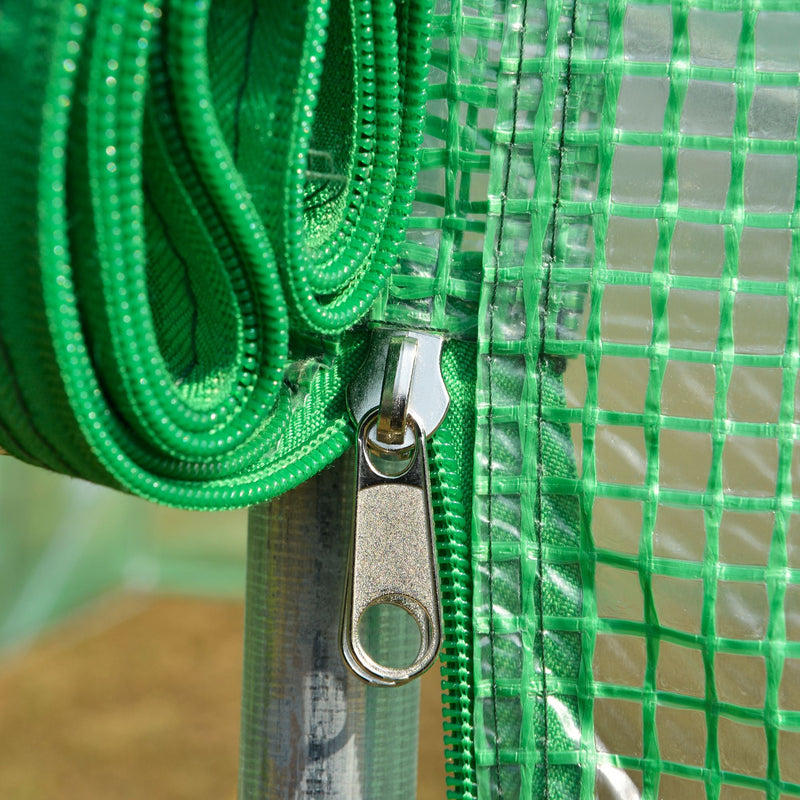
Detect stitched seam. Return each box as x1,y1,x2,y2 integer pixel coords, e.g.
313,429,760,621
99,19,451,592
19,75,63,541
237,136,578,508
486,1,529,796
534,1,579,796
143,182,200,380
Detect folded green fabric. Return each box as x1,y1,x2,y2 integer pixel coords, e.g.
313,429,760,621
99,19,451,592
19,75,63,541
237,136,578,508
0,0,431,508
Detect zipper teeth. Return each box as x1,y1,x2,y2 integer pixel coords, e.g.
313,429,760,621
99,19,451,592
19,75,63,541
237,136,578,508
281,0,433,333
2,0,434,509
431,345,478,799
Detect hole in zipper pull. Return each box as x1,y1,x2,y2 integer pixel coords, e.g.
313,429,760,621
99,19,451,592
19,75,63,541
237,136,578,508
358,600,423,671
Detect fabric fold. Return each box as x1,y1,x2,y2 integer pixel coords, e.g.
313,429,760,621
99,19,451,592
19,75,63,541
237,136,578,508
0,0,431,508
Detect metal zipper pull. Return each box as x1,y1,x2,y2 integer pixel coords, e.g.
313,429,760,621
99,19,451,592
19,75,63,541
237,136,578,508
342,328,450,687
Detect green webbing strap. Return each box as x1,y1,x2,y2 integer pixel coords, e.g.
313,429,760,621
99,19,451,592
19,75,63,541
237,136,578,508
0,0,431,509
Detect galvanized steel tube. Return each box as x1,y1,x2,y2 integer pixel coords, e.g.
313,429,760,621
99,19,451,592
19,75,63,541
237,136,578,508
238,452,421,799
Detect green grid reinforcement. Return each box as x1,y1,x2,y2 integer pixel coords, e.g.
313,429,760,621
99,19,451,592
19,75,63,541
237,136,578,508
385,0,800,799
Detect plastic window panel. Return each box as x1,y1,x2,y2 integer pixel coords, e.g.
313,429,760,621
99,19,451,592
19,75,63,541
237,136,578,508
718,719,768,779
738,227,792,282
687,9,742,68
669,221,726,278
611,145,664,206
719,786,774,800
657,706,707,769
616,75,669,134
715,581,770,641
594,696,644,758
715,652,767,710
606,216,659,273
597,356,649,416
726,366,783,424
743,154,798,214
779,657,800,712
755,12,800,73
595,564,643,624
564,355,587,410
594,425,647,487
595,768,644,800
656,641,705,699
723,436,779,499
718,511,775,568
592,632,646,688
623,4,673,63
660,361,716,420
658,430,713,493
788,515,800,570
748,86,800,142
732,294,788,356
600,285,653,347
779,730,800,785
653,506,707,563
652,575,705,636
677,149,732,211
658,775,707,800
680,80,737,138
666,289,720,352
592,496,642,556
784,584,800,642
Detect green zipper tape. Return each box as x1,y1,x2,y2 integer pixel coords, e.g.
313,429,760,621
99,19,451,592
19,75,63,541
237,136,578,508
0,0,432,509
434,340,479,799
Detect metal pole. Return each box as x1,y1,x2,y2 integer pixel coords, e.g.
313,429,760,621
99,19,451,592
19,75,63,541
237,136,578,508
238,451,421,799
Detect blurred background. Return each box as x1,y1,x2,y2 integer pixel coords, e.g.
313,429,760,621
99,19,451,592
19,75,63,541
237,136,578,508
0,458,446,799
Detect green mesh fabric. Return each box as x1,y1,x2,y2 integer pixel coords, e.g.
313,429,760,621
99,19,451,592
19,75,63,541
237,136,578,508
370,0,800,798
0,0,432,508
459,0,800,798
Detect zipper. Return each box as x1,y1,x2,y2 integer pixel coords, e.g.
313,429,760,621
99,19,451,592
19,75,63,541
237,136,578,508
430,340,478,799
339,327,479,794
341,327,450,687
0,0,434,510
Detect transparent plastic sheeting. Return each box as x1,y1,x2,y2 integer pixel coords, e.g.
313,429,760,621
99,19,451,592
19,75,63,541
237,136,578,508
379,0,800,798
0,457,247,653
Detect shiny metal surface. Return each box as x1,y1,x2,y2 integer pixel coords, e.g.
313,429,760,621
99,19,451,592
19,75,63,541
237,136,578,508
238,452,421,799
347,327,449,451
377,335,417,446
341,416,442,688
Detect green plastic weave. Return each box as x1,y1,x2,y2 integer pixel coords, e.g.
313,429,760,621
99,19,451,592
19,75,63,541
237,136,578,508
4,1,800,799
456,0,800,798
371,0,800,798
0,0,432,508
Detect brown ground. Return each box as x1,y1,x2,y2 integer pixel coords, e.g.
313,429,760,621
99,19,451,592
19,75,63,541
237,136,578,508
0,595,446,799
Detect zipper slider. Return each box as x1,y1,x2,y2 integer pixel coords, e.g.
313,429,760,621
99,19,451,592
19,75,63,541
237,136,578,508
341,328,450,687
